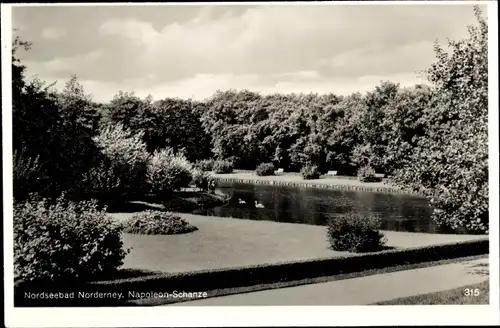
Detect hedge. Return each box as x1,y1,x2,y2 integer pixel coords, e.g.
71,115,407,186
14,238,488,306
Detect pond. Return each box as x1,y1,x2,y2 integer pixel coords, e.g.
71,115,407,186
193,182,458,234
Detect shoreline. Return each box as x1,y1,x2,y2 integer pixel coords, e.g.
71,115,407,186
106,190,230,214
212,171,419,196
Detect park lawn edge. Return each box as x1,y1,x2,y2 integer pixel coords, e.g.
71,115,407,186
14,238,488,307
373,279,489,305
131,254,489,306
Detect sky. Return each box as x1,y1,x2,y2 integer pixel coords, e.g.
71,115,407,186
12,4,484,103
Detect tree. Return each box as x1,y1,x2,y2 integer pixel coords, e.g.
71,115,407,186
380,84,433,175
351,81,400,173
12,36,101,200
391,6,488,233
325,93,366,175
57,74,101,132
152,98,212,161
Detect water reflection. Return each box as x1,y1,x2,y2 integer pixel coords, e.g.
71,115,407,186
193,182,455,233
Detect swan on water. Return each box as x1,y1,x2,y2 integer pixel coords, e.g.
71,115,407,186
254,201,264,208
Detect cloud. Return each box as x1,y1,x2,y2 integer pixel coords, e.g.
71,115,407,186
99,18,159,45
34,71,422,105
23,50,103,80
13,4,483,102
41,27,66,40
91,5,479,82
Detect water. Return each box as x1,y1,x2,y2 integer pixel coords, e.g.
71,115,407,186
193,182,453,234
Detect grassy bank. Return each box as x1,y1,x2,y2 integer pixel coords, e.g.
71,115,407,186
14,243,488,307
132,255,488,306
375,279,489,305
212,170,416,195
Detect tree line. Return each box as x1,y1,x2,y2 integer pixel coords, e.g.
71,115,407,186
12,7,488,233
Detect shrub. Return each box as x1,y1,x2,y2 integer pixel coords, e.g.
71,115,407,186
195,159,215,172
14,195,127,282
326,214,387,253
123,211,198,235
78,157,125,201
213,159,234,174
357,165,380,182
256,162,275,176
300,164,321,180
13,75,101,200
91,124,149,199
192,168,213,191
147,148,193,194
387,8,489,234
13,149,44,201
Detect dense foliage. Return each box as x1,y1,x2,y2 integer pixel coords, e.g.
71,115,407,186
192,168,214,191
147,148,193,194
300,164,321,180
102,92,212,160
14,195,127,282
12,6,489,233
357,166,379,183
212,159,234,174
12,55,101,200
255,163,275,176
195,159,215,172
86,124,149,200
326,214,387,253
123,211,198,235
388,7,489,233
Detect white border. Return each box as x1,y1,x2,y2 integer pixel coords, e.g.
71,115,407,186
2,1,499,327
5,1,498,6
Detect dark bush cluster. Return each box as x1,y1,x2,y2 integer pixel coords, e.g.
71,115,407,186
212,160,234,174
192,169,213,191
123,211,198,235
326,214,387,253
14,195,127,282
300,164,321,180
195,159,215,172
357,166,380,183
255,162,275,176
147,149,193,194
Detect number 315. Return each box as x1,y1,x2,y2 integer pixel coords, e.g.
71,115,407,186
464,288,481,297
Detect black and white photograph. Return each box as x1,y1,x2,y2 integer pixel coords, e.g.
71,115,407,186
2,1,499,327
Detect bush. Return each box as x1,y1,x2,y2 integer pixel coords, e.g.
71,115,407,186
300,164,321,180
123,211,198,235
13,149,44,201
195,159,215,172
13,76,101,200
326,214,387,253
213,160,234,174
147,148,193,194
90,124,149,199
192,168,213,191
14,195,127,282
256,162,275,176
357,165,380,182
78,157,126,201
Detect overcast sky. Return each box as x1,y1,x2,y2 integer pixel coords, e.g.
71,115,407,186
12,4,484,103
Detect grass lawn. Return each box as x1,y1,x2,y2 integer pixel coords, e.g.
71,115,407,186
110,213,487,274
212,170,403,191
375,279,489,305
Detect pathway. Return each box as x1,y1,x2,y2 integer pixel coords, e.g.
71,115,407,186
170,257,489,306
